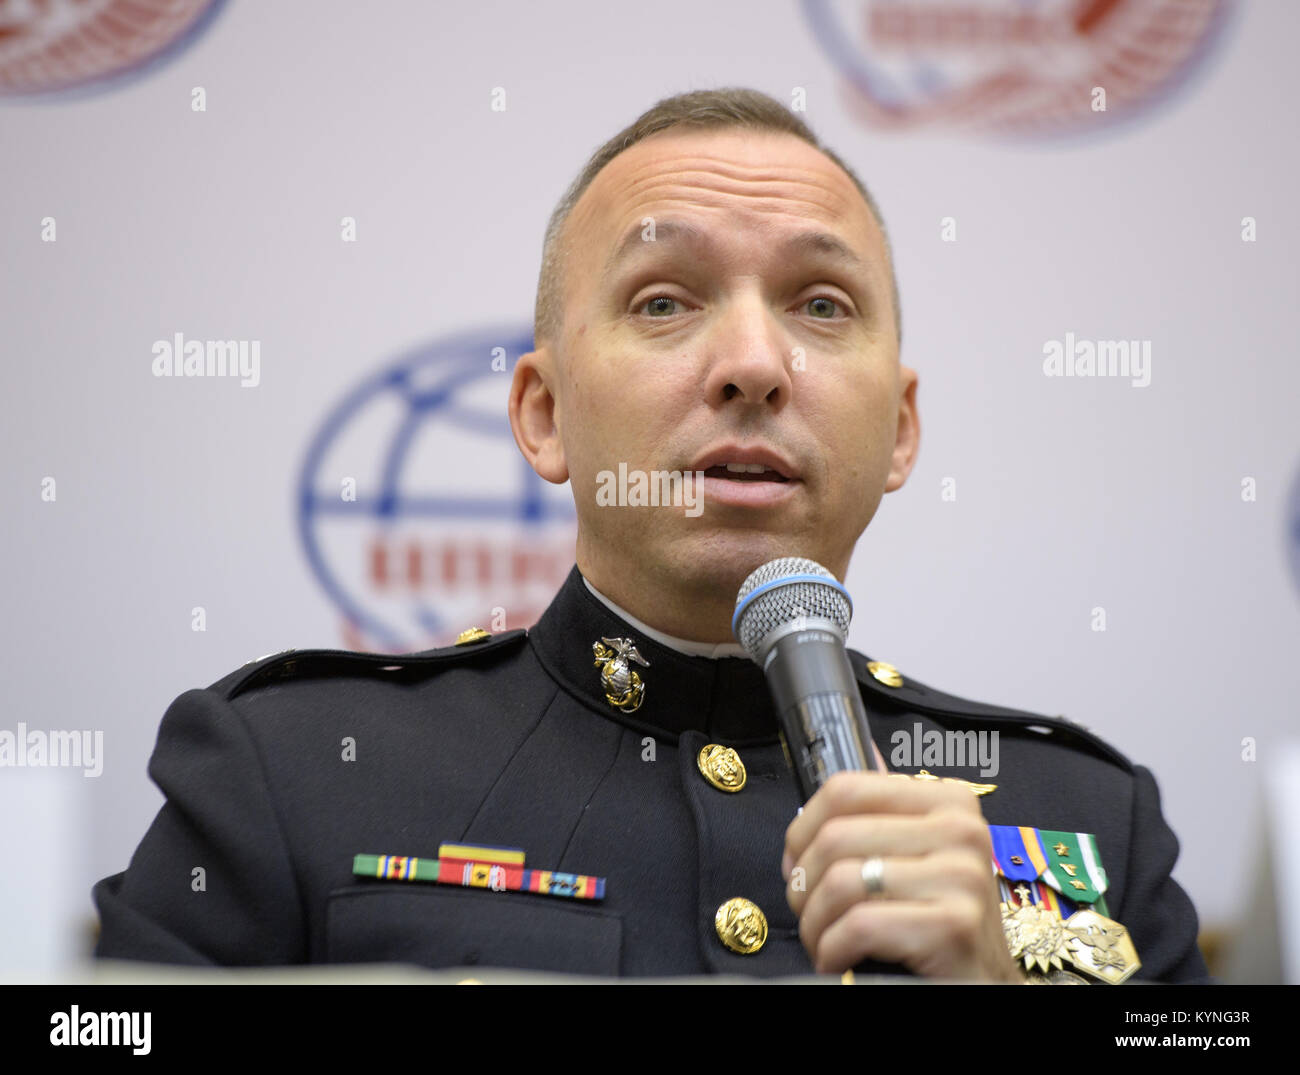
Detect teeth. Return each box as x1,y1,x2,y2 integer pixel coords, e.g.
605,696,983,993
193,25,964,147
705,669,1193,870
724,463,770,474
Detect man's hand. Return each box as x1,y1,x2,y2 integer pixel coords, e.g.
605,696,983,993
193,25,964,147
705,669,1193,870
783,770,1027,983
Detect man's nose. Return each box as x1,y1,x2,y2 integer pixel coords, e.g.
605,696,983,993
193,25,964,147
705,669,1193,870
703,300,793,409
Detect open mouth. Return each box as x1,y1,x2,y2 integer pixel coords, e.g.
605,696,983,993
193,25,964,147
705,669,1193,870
703,463,790,483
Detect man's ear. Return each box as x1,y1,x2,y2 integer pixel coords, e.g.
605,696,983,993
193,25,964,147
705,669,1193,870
509,346,568,484
883,365,919,493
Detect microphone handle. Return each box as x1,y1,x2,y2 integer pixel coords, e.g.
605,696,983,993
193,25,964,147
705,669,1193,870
762,624,879,803
762,621,903,977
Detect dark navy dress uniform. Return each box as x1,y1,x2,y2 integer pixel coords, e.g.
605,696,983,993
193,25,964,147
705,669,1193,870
93,566,1208,981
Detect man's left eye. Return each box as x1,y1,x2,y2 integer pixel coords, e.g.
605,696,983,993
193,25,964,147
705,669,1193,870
640,296,680,317
805,296,841,319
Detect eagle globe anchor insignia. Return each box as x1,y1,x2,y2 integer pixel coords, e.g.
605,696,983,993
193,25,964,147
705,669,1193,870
593,637,649,713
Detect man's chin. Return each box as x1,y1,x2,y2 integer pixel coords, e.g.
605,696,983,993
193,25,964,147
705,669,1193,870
662,531,835,596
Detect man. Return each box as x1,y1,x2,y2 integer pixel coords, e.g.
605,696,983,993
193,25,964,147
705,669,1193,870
93,88,1207,983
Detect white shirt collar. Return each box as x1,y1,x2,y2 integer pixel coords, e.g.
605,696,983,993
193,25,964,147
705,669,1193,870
582,577,749,660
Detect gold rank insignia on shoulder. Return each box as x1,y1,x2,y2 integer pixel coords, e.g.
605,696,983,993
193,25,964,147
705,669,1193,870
593,637,648,713
455,627,491,646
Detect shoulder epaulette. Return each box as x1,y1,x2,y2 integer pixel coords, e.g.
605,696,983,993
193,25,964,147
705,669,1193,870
206,629,529,701
848,651,1133,771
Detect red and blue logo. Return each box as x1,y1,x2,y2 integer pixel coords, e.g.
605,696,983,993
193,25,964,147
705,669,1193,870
802,0,1236,139
297,327,576,653
0,0,226,99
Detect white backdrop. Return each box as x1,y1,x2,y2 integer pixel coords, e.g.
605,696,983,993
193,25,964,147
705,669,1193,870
2,0,1297,972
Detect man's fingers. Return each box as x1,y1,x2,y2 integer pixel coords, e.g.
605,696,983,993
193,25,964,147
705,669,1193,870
781,774,1021,982
794,848,995,942
786,807,992,914
797,855,915,954
785,771,977,875
809,897,991,978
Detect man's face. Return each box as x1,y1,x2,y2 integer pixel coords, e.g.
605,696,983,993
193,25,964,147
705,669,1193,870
516,128,918,599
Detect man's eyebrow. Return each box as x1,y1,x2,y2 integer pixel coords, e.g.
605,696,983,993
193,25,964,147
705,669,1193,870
604,218,870,275
781,229,868,271
604,219,710,272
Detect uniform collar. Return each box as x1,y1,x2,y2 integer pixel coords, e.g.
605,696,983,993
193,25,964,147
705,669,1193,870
529,565,780,745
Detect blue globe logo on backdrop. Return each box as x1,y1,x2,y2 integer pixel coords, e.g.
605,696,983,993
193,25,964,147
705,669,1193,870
297,326,576,653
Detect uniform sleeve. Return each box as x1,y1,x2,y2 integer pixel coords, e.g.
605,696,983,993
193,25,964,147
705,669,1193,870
1116,764,1210,984
91,687,306,965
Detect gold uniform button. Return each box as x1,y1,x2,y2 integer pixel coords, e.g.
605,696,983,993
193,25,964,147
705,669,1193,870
697,744,747,792
715,898,768,954
454,627,492,646
866,660,903,688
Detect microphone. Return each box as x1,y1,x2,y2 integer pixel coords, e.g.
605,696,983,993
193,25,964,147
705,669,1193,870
732,557,879,802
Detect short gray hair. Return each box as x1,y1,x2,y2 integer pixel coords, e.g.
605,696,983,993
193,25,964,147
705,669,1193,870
533,87,900,348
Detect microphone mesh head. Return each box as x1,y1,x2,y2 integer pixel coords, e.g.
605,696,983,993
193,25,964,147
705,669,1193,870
733,557,852,661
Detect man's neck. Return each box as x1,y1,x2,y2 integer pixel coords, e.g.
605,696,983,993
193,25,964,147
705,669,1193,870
576,551,741,645
581,576,747,658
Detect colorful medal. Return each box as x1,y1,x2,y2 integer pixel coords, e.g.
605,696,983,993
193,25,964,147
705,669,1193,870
353,843,606,901
991,826,1139,984
1037,829,1109,911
